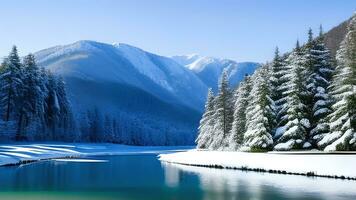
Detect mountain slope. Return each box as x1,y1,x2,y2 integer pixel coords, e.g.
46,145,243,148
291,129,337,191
35,40,208,145
323,19,349,57
172,55,260,92
36,41,207,110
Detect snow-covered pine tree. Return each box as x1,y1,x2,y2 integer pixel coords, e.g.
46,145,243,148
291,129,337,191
228,75,252,150
0,46,75,141
0,46,23,122
44,72,62,139
209,70,233,150
0,61,6,118
308,26,334,146
18,54,46,139
242,65,274,152
275,42,311,150
319,14,356,151
0,46,27,140
55,76,74,140
196,88,215,149
269,48,290,138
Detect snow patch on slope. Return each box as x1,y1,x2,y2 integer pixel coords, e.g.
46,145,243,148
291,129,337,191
171,54,260,91
116,43,173,92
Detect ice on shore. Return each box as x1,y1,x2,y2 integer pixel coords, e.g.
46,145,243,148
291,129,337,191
0,142,191,166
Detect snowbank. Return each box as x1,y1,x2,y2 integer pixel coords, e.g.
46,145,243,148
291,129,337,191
159,150,356,179
0,143,192,166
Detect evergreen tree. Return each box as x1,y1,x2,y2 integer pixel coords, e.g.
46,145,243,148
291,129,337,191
55,76,74,139
112,117,119,142
44,72,61,139
228,75,252,150
196,88,215,149
44,72,74,140
320,14,356,151
0,46,74,141
88,107,103,142
0,46,23,122
104,115,114,142
270,47,290,137
23,54,45,116
275,42,311,150
17,54,46,139
308,26,334,146
243,66,274,152
209,70,233,150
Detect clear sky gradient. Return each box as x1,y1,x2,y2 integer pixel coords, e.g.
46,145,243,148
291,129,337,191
0,0,355,62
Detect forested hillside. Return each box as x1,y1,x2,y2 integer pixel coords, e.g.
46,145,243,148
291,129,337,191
0,47,75,141
196,14,356,152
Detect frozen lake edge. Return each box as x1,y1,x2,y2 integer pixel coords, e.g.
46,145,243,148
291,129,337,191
159,150,356,181
0,142,193,167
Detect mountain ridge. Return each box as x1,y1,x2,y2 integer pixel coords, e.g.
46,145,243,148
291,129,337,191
33,40,260,145
171,54,260,92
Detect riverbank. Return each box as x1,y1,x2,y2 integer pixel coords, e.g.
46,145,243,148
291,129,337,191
0,143,192,167
158,150,356,180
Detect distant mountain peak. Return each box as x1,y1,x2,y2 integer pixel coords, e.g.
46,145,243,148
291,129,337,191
170,54,260,92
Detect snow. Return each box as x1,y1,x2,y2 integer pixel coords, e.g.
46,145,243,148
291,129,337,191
303,142,312,148
32,40,212,145
300,118,310,128
318,131,343,147
0,142,192,166
283,126,298,137
187,56,218,72
116,43,174,92
159,150,356,178
274,126,286,138
35,40,208,111
324,129,355,151
314,108,330,116
330,113,349,130
170,54,201,66
170,54,259,92
274,140,295,150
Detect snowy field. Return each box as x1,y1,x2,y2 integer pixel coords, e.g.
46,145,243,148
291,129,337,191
159,150,356,179
0,143,192,166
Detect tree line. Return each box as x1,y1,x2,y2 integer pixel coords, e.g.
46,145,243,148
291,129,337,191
0,46,75,141
196,14,356,152
0,47,190,145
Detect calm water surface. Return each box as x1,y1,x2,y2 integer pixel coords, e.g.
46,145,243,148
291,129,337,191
0,154,355,200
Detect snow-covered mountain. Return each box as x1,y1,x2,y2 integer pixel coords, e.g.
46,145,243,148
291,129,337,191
36,41,208,110
35,40,209,145
172,55,259,92
33,40,258,145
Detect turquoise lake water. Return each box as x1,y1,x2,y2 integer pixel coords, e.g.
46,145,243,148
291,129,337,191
0,154,355,200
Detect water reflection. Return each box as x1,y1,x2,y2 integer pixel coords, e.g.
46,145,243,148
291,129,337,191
161,162,356,200
0,155,355,200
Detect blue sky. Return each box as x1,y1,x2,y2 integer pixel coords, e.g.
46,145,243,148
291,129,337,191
0,0,355,62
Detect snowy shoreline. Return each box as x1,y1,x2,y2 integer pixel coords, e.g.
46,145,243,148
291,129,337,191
159,150,356,180
0,143,192,167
